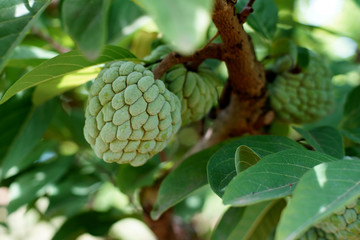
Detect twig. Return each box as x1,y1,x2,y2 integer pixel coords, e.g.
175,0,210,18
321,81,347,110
238,0,255,24
31,28,70,54
153,43,223,79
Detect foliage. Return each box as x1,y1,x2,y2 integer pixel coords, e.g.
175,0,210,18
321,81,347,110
0,0,360,239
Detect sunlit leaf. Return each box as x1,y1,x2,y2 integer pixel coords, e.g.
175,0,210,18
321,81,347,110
0,0,51,72
32,66,101,105
275,160,360,240
0,45,136,104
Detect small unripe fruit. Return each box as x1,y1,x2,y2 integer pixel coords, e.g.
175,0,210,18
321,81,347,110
163,64,220,126
268,50,333,124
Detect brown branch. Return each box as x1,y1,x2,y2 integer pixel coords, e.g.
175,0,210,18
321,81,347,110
31,28,70,54
238,0,255,24
190,0,270,149
153,43,223,80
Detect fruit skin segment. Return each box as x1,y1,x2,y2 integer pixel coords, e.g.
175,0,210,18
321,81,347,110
296,196,360,240
84,61,181,166
163,64,220,126
268,51,334,124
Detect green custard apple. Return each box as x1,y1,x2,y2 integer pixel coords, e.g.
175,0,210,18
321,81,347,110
162,64,220,126
83,61,181,166
268,51,333,123
314,196,360,240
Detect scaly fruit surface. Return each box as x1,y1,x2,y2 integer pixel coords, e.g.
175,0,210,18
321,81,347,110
314,196,360,240
84,61,181,166
163,64,220,126
296,227,336,240
268,51,333,123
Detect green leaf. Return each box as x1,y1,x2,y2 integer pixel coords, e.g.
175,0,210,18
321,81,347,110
135,0,213,55
211,207,246,240
32,66,101,105
223,149,337,207
151,142,225,220
7,156,73,213
340,85,360,143
237,0,278,39
0,45,136,104
46,173,101,218
107,0,144,43
61,0,111,59
0,93,32,162
235,145,261,174
219,200,285,240
0,100,58,180
0,0,51,72
117,155,161,195
275,160,360,240
7,45,57,68
208,135,304,197
52,210,125,240
294,126,345,159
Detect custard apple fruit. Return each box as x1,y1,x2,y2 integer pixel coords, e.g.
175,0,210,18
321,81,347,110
268,50,333,123
144,44,172,63
162,64,220,126
313,196,360,240
296,227,336,240
84,61,181,166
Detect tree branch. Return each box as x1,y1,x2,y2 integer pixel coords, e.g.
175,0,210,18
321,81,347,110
238,0,255,24
153,43,223,80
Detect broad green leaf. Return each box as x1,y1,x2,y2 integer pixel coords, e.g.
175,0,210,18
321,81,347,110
237,0,278,39
52,210,126,240
107,0,144,43
7,45,57,68
0,45,136,104
208,135,304,197
214,200,285,240
0,93,32,162
275,160,360,240
223,149,337,207
235,145,261,174
46,173,100,218
135,0,213,55
7,156,73,213
0,0,51,72
340,85,360,143
32,66,101,105
0,100,58,180
211,207,246,240
151,142,225,220
61,0,111,59
15,140,57,175
294,126,344,159
117,155,161,195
